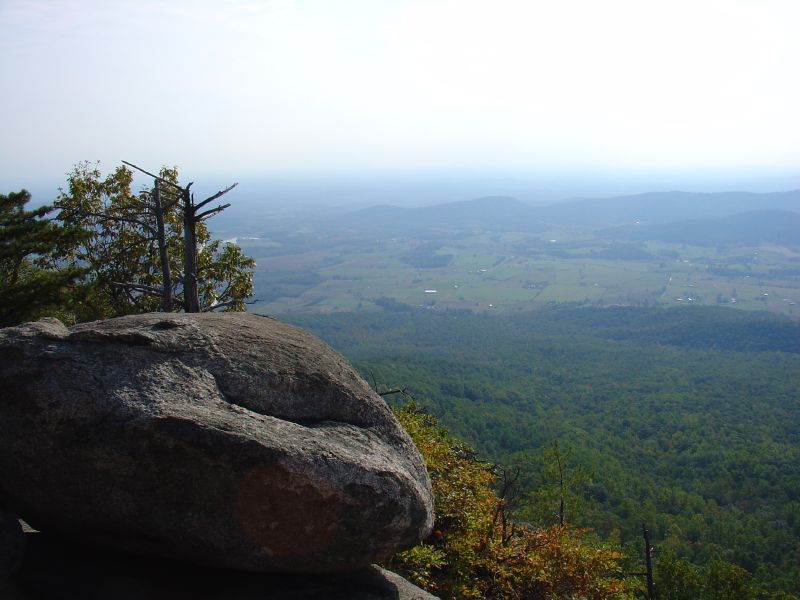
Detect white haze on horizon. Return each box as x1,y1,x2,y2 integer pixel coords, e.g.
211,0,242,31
1,0,798,196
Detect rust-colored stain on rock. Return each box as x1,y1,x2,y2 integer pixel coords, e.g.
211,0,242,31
233,464,341,558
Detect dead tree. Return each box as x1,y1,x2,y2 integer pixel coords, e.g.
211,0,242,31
122,161,236,313
642,523,656,600
152,180,173,311
180,180,236,312
491,465,522,546
556,447,565,526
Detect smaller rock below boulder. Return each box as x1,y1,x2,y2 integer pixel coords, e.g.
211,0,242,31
0,511,24,577
5,532,439,600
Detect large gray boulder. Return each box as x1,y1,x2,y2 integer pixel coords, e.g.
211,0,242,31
0,313,433,573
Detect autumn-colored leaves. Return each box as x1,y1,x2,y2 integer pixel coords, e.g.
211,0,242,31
388,404,637,599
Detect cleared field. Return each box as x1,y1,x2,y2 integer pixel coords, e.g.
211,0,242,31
246,230,800,319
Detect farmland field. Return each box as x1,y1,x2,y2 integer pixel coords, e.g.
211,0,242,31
240,226,800,318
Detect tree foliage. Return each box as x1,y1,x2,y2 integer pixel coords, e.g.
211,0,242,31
654,552,799,600
52,162,254,320
0,189,83,326
387,403,636,599
518,440,592,528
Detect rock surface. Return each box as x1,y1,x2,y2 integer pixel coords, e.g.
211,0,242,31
0,313,433,573
1,531,439,599
0,511,24,577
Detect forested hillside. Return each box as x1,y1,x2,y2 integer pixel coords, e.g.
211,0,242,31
282,305,800,594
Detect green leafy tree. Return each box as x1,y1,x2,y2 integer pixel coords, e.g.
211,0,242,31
53,162,254,320
654,552,705,600
652,551,798,600
518,441,592,528
0,189,83,326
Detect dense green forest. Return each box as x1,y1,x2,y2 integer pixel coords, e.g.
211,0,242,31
281,305,800,594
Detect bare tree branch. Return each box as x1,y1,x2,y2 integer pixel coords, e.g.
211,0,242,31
110,282,164,296
365,369,379,393
378,387,417,403
195,183,238,211
122,160,185,192
377,388,409,396
203,299,239,312
62,209,152,231
195,203,231,222
109,236,160,257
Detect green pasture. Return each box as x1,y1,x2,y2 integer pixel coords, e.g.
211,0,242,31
249,230,800,318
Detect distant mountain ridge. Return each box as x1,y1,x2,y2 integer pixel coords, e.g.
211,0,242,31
615,209,800,246
326,189,800,235
325,195,541,233
540,190,800,227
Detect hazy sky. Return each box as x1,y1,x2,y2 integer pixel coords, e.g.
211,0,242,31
1,0,798,190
